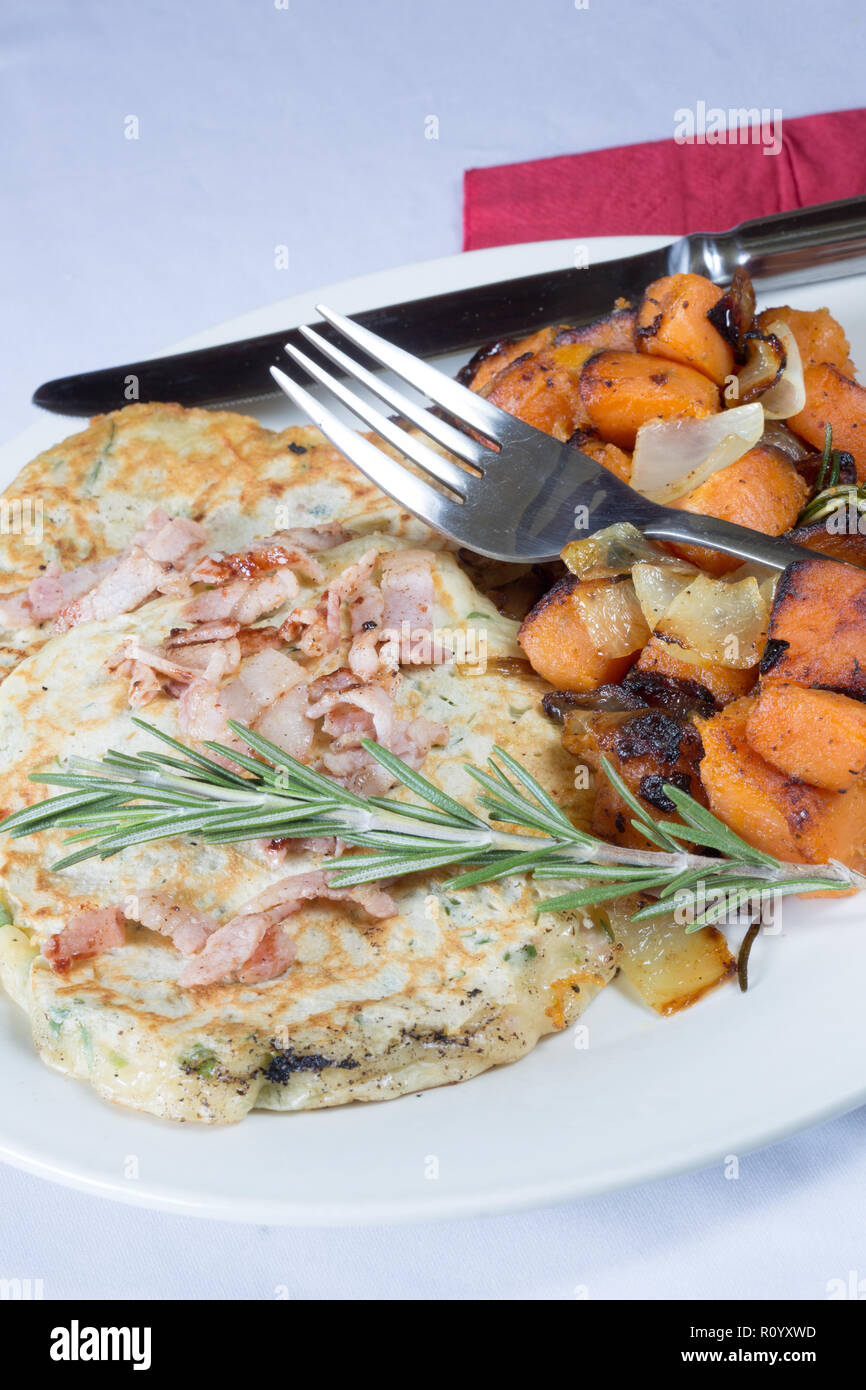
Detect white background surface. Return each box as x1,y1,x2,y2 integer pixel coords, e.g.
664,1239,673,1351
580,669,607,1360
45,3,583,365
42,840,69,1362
2,0,865,1301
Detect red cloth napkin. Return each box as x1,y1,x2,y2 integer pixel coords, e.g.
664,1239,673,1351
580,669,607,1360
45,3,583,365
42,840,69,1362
464,108,866,249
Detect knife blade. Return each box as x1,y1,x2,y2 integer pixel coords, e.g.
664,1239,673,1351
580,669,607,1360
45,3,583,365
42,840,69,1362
32,197,866,417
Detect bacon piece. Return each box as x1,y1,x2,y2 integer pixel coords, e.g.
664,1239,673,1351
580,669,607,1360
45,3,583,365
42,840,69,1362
308,684,395,746
163,620,240,647
134,511,208,568
288,547,380,659
237,925,298,984
176,649,305,749
265,834,337,864
0,590,38,627
54,549,166,632
278,523,353,552
178,870,396,987
307,666,361,699
43,906,126,973
390,716,449,766
253,683,313,761
183,569,298,625
177,680,227,743
236,625,283,656
132,893,218,955
108,637,241,706
191,543,323,586
380,549,435,635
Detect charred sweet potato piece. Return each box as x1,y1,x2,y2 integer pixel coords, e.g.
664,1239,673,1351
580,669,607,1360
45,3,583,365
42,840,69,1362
567,428,632,483
783,521,866,570
636,273,735,386
745,683,866,791
564,707,706,848
666,444,809,575
554,307,637,354
578,350,720,449
788,365,866,481
760,557,866,699
484,343,595,441
518,574,638,690
696,696,866,872
457,326,559,394
635,636,757,706
756,305,855,374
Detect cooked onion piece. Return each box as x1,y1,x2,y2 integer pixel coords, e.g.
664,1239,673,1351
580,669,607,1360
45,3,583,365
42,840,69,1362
735,331,785,405
757,320,807,419
726,560,780,608
560,522,692,580
654,573,769,669
706,266,757,361
603,899,736,1015
630,402,765,503
631,561,698,629
574,577,651,657
759,418,814,462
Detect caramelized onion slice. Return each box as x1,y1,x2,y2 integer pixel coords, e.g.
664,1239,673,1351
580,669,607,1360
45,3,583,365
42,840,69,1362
574,577,651,657
561,522,692,580
757,320,807,419
759,419,814,462
631,403,764,504
735,331,785,405
631,561,698,629
654,573,769,669
706,266,757,362
602,898,736,1015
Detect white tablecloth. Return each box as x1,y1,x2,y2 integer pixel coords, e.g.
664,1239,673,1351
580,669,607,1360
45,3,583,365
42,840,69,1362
2,0,865,1300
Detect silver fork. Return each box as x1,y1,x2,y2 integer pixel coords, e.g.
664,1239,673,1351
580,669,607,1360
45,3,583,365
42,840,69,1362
269,304,815,570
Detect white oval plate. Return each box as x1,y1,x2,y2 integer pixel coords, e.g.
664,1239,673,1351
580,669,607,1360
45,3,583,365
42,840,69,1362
1,237,865,1226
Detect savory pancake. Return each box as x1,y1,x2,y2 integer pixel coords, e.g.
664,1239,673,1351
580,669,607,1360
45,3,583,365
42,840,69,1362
0,407,614,1122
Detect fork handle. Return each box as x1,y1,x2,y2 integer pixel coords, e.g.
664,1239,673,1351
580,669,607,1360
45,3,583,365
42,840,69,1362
642,508,814,571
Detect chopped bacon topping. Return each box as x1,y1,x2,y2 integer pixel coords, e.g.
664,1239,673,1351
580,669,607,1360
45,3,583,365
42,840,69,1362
183,569,298,625
380,549,435,634
178,870,396,988
132,892,218,955
43,906,126,973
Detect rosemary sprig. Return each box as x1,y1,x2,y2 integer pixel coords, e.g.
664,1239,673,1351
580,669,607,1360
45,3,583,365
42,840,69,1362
0,721,859,925
796,421,865,527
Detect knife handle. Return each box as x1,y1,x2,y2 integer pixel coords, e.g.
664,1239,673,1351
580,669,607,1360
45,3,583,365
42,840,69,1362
674,195,866,291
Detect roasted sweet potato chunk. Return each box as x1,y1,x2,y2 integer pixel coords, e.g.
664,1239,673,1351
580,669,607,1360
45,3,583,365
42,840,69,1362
696,696,866,871
667,444,809,575
784,520,866,570
484,343,595,441
568,429,632,483
518,574,639,690
458,326,559,394
756,305,855,374
567,707,706,848
554,307,637,354
578,350,720,449
760,557,866,699
745,683,866,791
788,364,866,481
636,273,735,386
635,636,757,706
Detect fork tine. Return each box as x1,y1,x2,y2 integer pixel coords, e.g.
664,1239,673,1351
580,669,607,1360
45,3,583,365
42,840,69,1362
284,344,472,496
298,325,489,469
315,303,510,440
269,366,469,535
